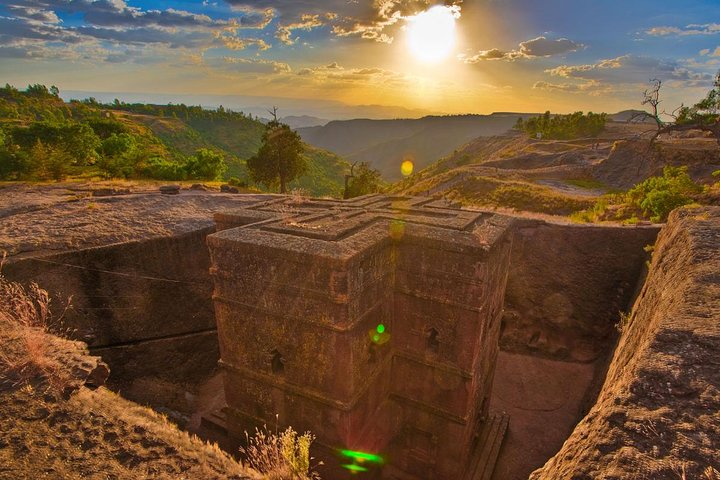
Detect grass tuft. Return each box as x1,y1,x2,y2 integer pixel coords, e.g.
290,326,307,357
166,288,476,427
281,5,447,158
0,252,73,393
240,423,322,479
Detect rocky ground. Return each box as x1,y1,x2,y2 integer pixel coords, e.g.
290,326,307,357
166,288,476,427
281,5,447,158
395,124,720,217
490,352,601,480
0,182,274,259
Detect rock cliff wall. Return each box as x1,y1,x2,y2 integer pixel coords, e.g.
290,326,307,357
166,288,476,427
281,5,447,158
530,206,720,479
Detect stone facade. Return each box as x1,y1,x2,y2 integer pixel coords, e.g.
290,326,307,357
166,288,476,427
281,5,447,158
207,195,513,479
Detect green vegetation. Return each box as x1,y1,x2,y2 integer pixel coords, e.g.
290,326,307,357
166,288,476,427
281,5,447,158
344,162,385,198
626,166,701,222
676,72,720,127
247,119,306,193
573,166,704,223
290,145,348,197
515,111,608,140
0,83,349,196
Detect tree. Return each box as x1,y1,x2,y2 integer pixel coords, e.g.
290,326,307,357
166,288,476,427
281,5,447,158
247,111,306,193
344,162,384,198
26,140,70,181
97,133,139,178
517,111,607,139
632,78,665,129
184,148,227,180
627,73,720,141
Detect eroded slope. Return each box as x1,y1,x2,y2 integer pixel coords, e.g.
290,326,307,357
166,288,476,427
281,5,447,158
0,317,252,480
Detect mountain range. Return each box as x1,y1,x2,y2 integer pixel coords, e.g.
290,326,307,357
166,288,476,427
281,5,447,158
297,113,530,180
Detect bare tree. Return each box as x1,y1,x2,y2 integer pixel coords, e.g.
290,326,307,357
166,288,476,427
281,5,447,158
630,79,664,129
631,75,720,145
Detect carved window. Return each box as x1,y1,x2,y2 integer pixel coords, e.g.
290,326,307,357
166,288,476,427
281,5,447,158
270,349,285,374
426,328,440,353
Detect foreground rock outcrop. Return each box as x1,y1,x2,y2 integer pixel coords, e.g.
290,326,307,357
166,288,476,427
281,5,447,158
0,316,252,480
531,206,720,479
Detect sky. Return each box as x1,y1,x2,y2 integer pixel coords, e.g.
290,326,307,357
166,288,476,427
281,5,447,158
1,0,719,118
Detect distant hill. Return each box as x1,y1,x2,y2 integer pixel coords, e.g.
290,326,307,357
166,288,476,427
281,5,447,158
110,108,349,196
611,110,656,123
297,113,529,180
281,115,329,129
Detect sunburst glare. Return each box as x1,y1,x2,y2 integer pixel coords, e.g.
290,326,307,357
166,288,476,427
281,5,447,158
406,6,458,63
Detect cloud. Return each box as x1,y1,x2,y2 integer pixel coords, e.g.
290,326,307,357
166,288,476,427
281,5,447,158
0,15,83,45
542,55,715,93
462,36,583,63
700,47,720,57
519,37,583,57
0,0,282,59
206,56,292,74
6,0,232,29
546,54,713,85
6,5,61,24
216,35,270,51
276,14,324,45
228,7,274,29
224,0,462,44
294,61,412,86
532,80,613,96
646,23,720,36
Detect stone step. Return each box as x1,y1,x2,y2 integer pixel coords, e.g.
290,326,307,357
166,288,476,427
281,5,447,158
463,413,509,480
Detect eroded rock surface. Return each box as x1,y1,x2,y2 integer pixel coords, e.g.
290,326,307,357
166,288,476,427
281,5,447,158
531,206,720,479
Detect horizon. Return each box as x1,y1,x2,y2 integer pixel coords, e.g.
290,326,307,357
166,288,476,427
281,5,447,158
1,1,719,119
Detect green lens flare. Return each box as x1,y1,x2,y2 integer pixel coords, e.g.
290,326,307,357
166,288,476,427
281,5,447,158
376,324,385,334
342,464,369,473
339,450,384,464
373,334,380,342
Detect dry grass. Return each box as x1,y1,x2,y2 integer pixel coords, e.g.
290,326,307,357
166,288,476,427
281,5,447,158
447,176,595,216
240,423,321,480
706,467,720,480
0,253,72,393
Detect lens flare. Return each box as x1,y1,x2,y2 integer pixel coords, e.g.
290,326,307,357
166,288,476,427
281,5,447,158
339,450,384,464
342,464,369,473
401,160,414,177
369,325,391,345
389,219,406,240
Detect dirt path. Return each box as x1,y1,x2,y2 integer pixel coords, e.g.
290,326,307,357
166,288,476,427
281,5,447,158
535,179,605,197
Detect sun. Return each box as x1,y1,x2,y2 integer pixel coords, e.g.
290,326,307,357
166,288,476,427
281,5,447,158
406,6,458,63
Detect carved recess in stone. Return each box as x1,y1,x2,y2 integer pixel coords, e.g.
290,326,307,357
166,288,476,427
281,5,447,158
208,194,513,479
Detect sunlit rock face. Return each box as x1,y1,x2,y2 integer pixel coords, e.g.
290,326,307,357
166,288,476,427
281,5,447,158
208,194,513,479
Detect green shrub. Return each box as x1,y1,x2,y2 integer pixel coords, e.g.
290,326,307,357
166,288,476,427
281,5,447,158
184,148,227,181
344,162,384,198
626,166,701,222
574,166,702,223
141,157,184,180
